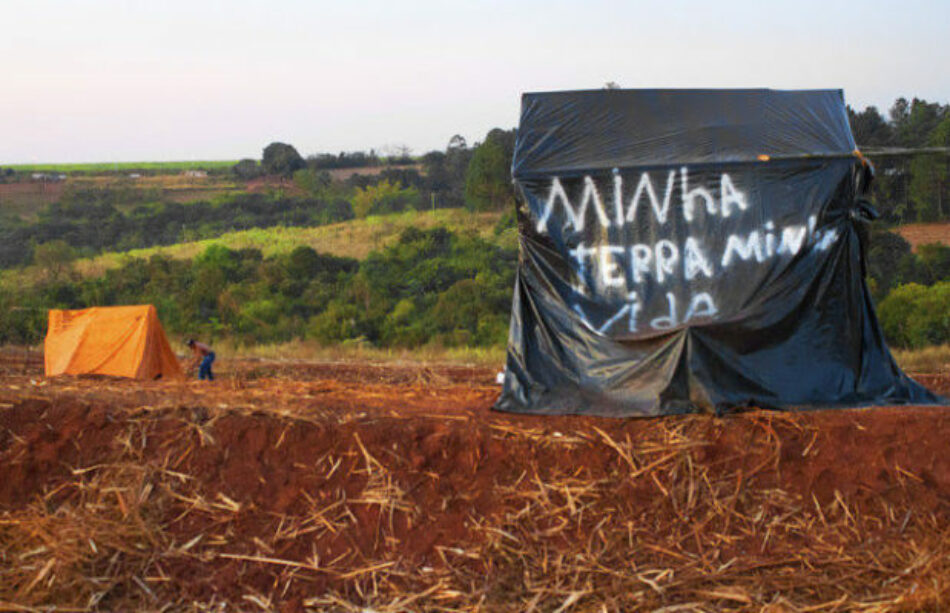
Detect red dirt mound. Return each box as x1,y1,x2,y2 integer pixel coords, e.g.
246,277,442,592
1,358,949,611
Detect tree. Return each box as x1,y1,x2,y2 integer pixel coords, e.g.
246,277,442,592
420,139,474,208
909,115,950,221
891,98,948,148
384,144,413,164
866,230,917,298
889,98,910,128
464,129,516,212
917,243,950,284
232,158,263,180
293,168,331,195
484,128,516,161
848,105,892,147
432,277,509,346
351,179,420,218
878,281,950,348
262,142,306,177
447,134,467,151
32,240,77,282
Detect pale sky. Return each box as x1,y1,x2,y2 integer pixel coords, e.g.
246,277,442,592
2,0,949,164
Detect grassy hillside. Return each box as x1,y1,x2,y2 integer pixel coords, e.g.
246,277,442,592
1,209,511,286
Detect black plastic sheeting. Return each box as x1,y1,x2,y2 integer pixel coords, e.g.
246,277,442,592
495,89,946,417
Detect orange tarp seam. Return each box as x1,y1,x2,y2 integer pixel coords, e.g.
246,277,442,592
45,305,183,380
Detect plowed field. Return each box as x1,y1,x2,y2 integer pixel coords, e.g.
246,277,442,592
895,222,950,251
1,350,950,612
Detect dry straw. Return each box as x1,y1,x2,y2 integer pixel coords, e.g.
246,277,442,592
1,353,949,610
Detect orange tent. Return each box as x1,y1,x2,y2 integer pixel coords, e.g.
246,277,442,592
45,305,183,380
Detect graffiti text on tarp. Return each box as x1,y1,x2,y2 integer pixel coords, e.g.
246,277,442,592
534,168,838,336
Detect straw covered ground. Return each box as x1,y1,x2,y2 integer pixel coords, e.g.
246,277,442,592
1,350,950,612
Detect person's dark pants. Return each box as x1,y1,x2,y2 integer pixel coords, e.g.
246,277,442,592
199,352,215,381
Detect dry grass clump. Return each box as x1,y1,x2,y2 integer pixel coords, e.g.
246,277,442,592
282,416,950,612
0,412,224,610
894,343,950,373
0,462,169,609
219,337,506,367
2,363,950,611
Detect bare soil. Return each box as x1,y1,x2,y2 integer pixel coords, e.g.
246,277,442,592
0,181,65,218
2,350,950,611
325,164,424,182
244,165,424,195
895,222,950,251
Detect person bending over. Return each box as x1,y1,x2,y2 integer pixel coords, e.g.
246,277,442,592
186,339,215,381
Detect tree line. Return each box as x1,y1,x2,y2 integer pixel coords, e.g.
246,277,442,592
849,97,950,223
3,221,946,351
0,192,354,269
249,128,517,214
0,128,517,270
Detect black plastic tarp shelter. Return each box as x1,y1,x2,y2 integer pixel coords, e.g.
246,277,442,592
495,88,945,416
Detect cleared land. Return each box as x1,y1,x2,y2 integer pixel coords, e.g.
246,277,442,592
71,174,247,204
0,181,66,219
325,164,424,182
1,350,949,610
0,175,244,221
896,222,950,251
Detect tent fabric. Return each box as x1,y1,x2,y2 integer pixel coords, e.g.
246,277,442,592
45,305,183,380
495,88,946,417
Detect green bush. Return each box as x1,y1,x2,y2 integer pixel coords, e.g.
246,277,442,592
0,227,516,350
918,243,950,284
351,179,420,218
879,281,950,348
308,301,361,344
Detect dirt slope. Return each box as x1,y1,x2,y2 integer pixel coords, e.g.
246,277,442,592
1,354,949,611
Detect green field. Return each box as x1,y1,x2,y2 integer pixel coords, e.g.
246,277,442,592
4,160,239,173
